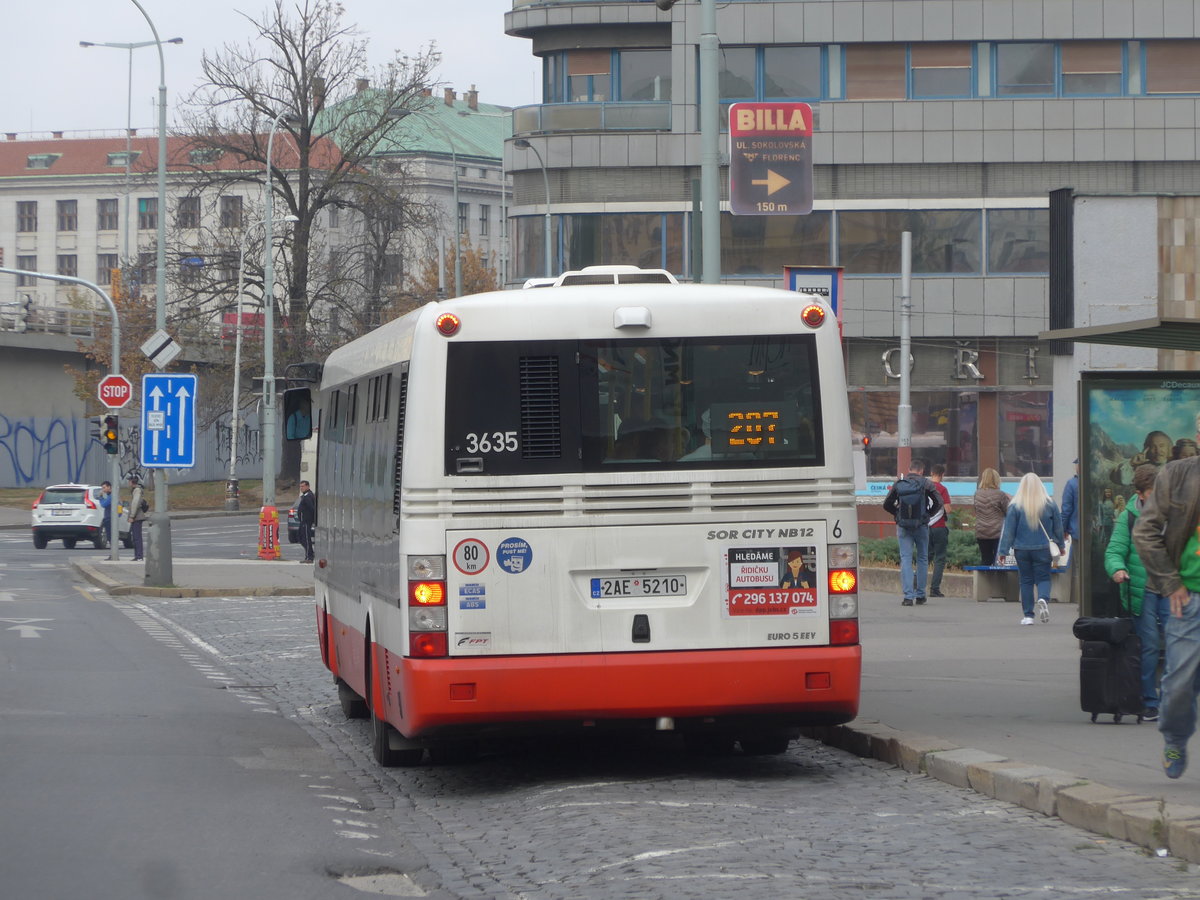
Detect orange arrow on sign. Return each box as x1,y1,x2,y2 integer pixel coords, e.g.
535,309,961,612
751,169,791,195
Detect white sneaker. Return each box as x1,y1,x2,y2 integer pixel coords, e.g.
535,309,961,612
1020,616,1035,625
1035,598,1050,624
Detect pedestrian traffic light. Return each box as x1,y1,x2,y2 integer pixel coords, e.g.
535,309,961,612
861,435,871,450
92,415,104,442
103,415,119,455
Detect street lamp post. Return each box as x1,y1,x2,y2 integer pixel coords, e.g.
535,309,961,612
78,36,182,262
261,111,296,515
513,139,552,278
128,0,175,587
227,215,297,511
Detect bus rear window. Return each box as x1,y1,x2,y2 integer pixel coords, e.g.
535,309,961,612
444,335,824,475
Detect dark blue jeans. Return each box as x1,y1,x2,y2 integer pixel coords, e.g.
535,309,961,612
1013,547,1051,617
928,527,949,593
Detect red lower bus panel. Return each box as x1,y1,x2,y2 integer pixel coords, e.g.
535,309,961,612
391,644,861,738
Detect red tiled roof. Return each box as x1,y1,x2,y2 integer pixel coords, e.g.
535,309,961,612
0,134,343,178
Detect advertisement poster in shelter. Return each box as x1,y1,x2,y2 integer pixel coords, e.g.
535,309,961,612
1080,371,1200,616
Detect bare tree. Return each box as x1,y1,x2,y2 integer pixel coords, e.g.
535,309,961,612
173,0,441,480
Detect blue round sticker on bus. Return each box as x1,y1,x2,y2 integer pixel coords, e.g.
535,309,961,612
496,537,532,574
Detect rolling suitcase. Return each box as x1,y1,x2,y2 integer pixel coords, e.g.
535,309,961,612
1072,616,1143,724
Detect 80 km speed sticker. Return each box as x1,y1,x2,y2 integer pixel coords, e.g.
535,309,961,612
453,538,490,575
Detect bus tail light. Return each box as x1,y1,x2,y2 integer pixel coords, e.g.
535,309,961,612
407,555,447,658
830,619,859,646
801,304,826,328
435,313,461,336
827,542,859,646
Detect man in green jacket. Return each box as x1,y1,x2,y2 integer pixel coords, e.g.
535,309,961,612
1134,422,1200,780
1105,464,1166,722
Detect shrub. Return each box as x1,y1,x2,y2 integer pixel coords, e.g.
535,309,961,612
860,529,980,571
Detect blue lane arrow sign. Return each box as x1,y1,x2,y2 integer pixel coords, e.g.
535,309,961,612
141,373,198,468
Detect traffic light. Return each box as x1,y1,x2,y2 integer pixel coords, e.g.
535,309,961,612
92,415,104,442
861,435,871,451
103,415,119,455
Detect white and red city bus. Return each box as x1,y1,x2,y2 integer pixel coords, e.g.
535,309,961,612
286,267,860,765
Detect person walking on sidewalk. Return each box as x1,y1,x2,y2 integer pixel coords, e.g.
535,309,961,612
997,472,1063,626
1105,464,1168,722
98,480,113,547
127,475,146,562
973,467,1010,565
296,480,316,564
1133,420,1200,779
927,463,952,597
882,458,943,607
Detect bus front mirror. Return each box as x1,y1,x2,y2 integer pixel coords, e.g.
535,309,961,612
283,388,313,441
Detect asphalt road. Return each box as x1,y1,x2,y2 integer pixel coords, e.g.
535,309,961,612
3,526,1199,898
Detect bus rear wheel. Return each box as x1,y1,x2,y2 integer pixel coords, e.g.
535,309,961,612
371,713,423,767
337,679,368,719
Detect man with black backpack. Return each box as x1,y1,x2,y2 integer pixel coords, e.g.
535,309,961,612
882,458,944,607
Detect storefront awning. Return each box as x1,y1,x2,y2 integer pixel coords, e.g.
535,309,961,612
1039,317,1200,351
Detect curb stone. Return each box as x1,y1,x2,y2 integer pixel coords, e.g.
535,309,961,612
801,721,1200,864
71,561,312,599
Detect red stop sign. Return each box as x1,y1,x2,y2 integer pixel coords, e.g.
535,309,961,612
97,373,133,409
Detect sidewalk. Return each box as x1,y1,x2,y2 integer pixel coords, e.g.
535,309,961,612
64,548,1200,862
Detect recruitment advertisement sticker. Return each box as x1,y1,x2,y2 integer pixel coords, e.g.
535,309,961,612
726,546,818,616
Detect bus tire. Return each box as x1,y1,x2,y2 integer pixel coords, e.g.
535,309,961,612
739,733,792,756
337,679,368,719
371,712,423,767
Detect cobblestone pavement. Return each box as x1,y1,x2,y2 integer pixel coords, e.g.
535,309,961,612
130,593,1200,899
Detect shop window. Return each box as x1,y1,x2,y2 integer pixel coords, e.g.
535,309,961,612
1145,40,1200,94
838,210,981,275
850,390,980,479
995,43,1055,96
998,392,1052,477
987,209,1049,274
1061,42,1122,95
911,43,973,98
845,44,906,100
721,212,832,276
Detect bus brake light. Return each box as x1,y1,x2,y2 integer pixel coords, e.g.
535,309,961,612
830,619,859,646
410,632,448,658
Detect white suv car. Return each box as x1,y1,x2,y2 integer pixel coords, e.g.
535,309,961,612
31,483,131,550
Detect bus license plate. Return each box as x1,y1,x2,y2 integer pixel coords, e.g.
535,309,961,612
591,575,687,599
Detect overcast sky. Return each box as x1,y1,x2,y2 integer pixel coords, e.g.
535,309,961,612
1,1,540,135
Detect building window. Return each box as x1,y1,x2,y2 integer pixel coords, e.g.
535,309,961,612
328,205,340,228
16,255,36,286
220,195,243,229
987,209,1049,274
97,199,119,231
178,196,201,229
619,48,672,101
138,197,157,231
719,46,758,103
56,254,77,278
17,201,37,232
567,49,611,102
558,212,684,275
188,147,223,165
137,251,155,286
1145,40,1200,94
56,200,78,233
995,43,1055,96
845,44,906,100
479,204,490,236
458,202,468,235
382,254,402,285
26,154,60,169
763,46,823,99
911,43,974,98
1062,42,1123,95
838,210,982,275
722,212,832,276
107,151,140,167
97,254,119,285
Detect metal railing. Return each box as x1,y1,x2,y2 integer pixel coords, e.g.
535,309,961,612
512,102,670,137
0,303,97,336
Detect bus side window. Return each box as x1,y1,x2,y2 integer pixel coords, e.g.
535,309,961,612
284,388,313,441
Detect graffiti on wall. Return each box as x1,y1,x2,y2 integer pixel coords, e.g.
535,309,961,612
0,413,264,488
0,414,100,486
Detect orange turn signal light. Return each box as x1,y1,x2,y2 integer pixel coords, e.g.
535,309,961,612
409,581,446,606
829,569,857,593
